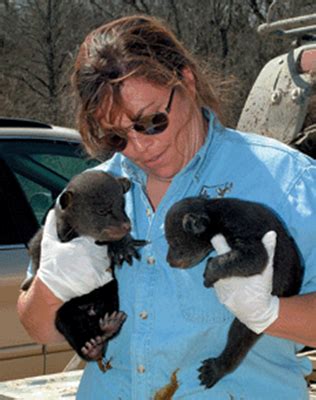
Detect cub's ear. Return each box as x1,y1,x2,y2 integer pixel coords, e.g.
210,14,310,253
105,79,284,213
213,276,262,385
118,177,131,193
182,212,210,235
58,191,73,210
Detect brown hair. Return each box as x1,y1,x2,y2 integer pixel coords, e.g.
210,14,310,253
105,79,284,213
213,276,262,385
73,15,221,158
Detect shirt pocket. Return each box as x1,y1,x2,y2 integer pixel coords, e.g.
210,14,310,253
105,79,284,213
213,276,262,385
172,260,232,324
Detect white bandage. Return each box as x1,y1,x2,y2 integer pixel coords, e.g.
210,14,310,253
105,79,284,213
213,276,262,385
37,210,113,302
212,231,280,334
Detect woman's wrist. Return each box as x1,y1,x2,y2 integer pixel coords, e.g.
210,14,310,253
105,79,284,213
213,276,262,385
18,276,64,343
264,294,316,347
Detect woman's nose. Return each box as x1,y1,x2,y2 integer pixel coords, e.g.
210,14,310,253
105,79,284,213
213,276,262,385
126,130,154,152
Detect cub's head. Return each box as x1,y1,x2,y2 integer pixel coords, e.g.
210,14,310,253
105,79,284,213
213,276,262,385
165,197,213,269
56,171,131,242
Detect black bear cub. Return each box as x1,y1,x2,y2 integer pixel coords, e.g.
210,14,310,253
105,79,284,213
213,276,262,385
22,171,146,364
165,196,303,389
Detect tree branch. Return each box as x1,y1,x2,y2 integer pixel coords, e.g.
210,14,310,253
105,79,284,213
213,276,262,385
10,65,51,90
247,0,266,22
3,73,47,98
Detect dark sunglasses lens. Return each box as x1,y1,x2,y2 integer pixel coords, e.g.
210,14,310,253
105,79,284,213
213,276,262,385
106,132,127,151
151,113,168,133
133,122,146,133
134,113,169,135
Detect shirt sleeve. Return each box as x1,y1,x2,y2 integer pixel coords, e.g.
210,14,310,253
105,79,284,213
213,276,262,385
282,164,316,294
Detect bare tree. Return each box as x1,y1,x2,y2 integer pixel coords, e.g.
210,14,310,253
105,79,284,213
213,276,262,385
1,0,93,124
1,0,315,128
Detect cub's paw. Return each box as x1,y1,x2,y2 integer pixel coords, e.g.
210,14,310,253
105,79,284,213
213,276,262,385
99,311,127,340
107,235,148,266
80,311,127,361
203,258,218,288
198,357,222,389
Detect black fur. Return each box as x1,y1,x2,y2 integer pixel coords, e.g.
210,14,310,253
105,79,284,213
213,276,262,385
22,171,146,362
55,280,119,359
165,196,303,388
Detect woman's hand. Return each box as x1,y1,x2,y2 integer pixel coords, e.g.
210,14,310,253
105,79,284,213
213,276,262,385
37,210,113,302
211,231,279,334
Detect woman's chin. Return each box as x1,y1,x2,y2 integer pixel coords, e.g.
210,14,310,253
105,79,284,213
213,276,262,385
145,166,177,182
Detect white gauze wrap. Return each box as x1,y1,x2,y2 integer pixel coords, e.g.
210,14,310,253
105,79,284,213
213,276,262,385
37,210,113,302
211,231,280,334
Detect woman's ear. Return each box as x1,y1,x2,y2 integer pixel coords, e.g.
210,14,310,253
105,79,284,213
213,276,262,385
181,67,196,95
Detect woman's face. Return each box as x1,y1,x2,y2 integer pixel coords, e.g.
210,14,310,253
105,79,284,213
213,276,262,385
98,77,205,181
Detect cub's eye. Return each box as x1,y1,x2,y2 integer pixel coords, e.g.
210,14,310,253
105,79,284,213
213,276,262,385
97,208,109,216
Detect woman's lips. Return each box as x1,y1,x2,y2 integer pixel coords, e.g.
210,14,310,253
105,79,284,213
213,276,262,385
143,150,166,167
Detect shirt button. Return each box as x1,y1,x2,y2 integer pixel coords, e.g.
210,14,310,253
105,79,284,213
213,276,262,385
147,256,156,265
137,365,145,373
146,208,151,217
139,311,148,320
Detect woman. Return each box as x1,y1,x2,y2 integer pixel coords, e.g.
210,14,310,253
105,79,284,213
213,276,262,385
18,15,316,399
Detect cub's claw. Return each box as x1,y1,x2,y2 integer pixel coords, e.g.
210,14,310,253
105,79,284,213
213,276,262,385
107,236,148,267
81,337,105,361
99,311,127,340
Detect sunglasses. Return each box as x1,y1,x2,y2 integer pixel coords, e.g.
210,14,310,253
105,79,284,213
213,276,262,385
104,86,176,151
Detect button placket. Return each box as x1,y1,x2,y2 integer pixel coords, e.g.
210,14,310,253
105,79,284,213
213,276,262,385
139,311,148,320
147,256,156,265
137,364,146,374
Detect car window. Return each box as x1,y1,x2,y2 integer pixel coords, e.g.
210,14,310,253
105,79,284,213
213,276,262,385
14,154,99,224
0,139,99,233
15,173,57,224
31,154,97,181
0,159,39,246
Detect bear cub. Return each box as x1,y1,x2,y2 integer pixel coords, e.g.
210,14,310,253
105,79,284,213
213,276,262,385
165,196,303,389
22,171,146,364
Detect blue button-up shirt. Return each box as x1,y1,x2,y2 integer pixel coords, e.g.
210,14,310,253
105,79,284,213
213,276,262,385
77,112,316,399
